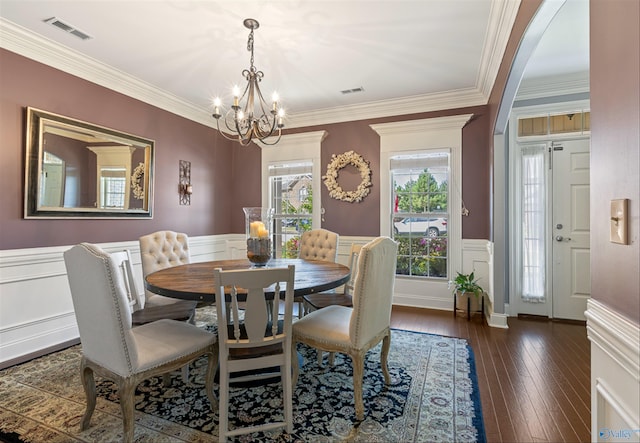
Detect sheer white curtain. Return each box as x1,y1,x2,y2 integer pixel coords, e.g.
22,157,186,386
521,145,546,302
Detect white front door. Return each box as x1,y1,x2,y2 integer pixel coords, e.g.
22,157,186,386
551,138,591,320
513,137,590,320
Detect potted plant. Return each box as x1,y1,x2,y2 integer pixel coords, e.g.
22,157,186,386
450,271,484,317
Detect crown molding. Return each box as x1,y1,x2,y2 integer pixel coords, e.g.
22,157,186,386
2,11,507,131
515,71,590,100
0,18,216,129
476,0,522,99
286,88,485,129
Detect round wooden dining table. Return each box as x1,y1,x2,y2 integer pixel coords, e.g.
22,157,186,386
144,258,350,303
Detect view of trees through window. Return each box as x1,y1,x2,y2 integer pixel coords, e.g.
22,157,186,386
270,171,313,258
392,153,449,279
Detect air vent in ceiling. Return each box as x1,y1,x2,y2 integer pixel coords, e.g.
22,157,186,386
43,17,92,40
341,87,365,95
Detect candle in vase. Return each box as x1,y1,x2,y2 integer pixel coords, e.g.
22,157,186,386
249,221,264,238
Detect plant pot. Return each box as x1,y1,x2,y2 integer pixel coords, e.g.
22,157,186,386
454,291,484,320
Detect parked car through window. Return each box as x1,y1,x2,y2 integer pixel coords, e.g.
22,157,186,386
393,217,447,237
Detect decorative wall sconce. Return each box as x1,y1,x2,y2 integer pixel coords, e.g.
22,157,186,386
179,160,192,206
610,199,628,244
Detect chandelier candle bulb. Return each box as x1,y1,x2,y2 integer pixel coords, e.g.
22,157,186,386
232,86,240,107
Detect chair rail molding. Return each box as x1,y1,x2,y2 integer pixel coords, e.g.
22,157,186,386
1,234,505,369
586,299,640,439
0,234,237,369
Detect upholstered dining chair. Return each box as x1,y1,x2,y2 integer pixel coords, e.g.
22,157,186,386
298,228,339,262
139,230,197,318
292,236,398,421
213,265,295,443
63,243,218,443
303,242,362,365
297,228,339,316
111,249,196,325
111,249,197,383
303,242,362,313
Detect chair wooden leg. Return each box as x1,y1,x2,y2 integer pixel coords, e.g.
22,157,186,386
79,359,96,431
218,368,229,443
380,332,391,384
205,348,218,408
292,342,300,386
118,378,137,443
281,360,293,433
352,352,365,421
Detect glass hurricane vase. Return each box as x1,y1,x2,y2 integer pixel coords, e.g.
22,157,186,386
243,207,274,267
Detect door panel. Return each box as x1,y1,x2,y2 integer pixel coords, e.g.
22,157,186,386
552,139,590,320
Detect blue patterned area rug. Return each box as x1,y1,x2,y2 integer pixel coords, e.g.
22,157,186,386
0,322,485,442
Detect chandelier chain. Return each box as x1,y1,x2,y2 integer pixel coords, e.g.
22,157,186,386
247,28,255,70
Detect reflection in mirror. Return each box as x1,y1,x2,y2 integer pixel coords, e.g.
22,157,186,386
25,107,154,218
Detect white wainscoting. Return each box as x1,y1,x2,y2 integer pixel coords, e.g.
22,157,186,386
342,237,494,322
0,234,240,369
586,299,640,443
0,234,497,368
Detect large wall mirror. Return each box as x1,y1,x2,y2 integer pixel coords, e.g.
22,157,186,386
24,107,154,218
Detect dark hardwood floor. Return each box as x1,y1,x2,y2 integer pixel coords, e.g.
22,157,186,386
390,306,591,443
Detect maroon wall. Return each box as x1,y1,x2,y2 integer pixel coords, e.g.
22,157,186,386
589,0,640,324
284,104,491,239
229,142,263,234
1,35,497,249
0,48,235,250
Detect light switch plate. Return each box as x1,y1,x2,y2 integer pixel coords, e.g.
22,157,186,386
610,199,628,244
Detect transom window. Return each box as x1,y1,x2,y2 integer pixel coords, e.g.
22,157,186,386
391,151,450,278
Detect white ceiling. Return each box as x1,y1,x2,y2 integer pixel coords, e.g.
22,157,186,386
0,0,588,128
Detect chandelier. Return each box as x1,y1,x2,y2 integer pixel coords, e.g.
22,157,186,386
212,19,284,146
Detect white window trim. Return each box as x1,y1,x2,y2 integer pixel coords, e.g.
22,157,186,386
507,99,590,317
261,131,327,229
371,115,471,309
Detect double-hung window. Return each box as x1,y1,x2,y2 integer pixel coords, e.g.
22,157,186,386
261,131,325,258
100,167,126,209
269,162,313,258
390,151,450,279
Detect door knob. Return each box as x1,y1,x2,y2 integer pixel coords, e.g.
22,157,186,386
555,235,571,242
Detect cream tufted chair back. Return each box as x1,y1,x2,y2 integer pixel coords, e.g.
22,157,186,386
139,230,191,306
298,229,339,262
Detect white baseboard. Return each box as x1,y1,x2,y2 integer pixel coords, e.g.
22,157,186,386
586,299,640,441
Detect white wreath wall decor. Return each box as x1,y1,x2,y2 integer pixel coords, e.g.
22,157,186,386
323,150,372,203
131,162,145,200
